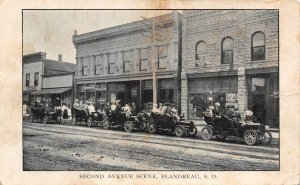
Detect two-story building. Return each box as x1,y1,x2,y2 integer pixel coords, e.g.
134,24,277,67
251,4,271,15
23,52,76,108
181,10,279,127
72,11,182,111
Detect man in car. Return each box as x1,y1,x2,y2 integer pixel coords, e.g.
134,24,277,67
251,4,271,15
87,102,95,115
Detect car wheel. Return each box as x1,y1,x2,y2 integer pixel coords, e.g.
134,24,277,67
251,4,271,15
29,115,34,123
174,125,185,137
42,116,48,124
56,116,61,123
187,126,198,137
139,121,147,131
243,129,258,145
124,121,134,132
102,119,110,130
148,123,157,134
71,117,77,125
87,117,93,127
201,126,213,140
261,130,272,145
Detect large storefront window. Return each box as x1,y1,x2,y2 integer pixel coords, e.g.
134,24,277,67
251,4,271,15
142,80,153,106
188,76,238,119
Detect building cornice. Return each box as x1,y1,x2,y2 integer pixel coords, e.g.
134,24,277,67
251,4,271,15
73,13,175,45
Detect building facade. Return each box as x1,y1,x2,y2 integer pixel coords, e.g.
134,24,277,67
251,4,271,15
181,10,279,127
73,11,182,112
32,72,75,108
23,52,76,108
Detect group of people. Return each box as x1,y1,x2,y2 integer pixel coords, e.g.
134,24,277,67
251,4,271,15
108,100,137,117
73,99,96,117
152,102,180,123
208,102,257,130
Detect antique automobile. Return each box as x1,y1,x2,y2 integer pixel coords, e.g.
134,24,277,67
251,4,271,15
201,111,272,145
71,108,104,127
102,109,144,132
29,106,62,124
146,111,198,137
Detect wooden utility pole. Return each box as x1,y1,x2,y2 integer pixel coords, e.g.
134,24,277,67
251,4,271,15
141,16,166,106
150,19,157,105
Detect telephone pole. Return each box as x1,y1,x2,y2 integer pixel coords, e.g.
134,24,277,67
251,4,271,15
141,15,166,106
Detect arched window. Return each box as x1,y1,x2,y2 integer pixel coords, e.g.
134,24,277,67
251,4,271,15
195,41,206,62
252,32,265,61
221,37,233,64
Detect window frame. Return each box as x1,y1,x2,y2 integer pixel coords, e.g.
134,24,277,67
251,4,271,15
108,53,116,74
34,72,39,86
140,48,148,71
94,55,103,75
94,65,101,75
221,37,234,64
195,41,206,61
25,73,30,87
123,50,131,73
251,31,266,61
158,45,168,69
82,66,88,76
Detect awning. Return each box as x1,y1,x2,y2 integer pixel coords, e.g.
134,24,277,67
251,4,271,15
32,87,71,95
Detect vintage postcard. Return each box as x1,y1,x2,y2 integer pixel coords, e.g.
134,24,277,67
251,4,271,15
0,0,299,185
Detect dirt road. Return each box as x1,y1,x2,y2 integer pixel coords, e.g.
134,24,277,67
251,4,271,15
23,121,279,171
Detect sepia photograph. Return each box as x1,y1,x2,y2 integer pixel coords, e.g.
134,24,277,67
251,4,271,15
22,9,280,171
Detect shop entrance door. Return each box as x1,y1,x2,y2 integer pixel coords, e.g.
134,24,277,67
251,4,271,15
252,93,266,123
117,92,125,106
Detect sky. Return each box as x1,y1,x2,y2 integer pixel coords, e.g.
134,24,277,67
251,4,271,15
23,10,173,64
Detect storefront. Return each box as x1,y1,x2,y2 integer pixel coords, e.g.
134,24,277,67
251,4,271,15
76,78,177,112
77,83,107,111
187,75,238,119
246,69,279,127
32,87,73,108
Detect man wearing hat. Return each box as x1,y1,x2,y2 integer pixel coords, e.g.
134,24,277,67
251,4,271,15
212,102,222,120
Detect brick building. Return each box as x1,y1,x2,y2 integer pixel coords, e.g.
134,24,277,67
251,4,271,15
23,52,76,108
181,10,279,127
72,11,182,111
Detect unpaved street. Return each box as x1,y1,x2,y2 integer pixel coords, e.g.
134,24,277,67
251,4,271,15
23,121,279,171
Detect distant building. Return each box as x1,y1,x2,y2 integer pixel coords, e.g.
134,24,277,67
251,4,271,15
181,10,279,127
23,52,75,108
72,11,182,111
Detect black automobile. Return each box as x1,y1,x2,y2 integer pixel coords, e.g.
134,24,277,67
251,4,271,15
29,106,62,124
201,111,272,145
72,108,105,127
102,109,145,132
146,111,198,137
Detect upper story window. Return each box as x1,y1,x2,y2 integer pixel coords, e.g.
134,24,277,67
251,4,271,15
34,72,39,86
82,57,89,76
140,48,149,71
123,50,132,73
221,37,234,64
158,45,167,69
108,53,116,74
252,32,265,61
195,41,206,61
95,55,103,75
25,73,30,86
